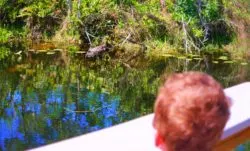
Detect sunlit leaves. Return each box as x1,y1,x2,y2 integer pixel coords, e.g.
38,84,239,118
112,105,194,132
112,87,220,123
169,0,224,45
19,1,57,18
0,27,13,43
0,46,10,60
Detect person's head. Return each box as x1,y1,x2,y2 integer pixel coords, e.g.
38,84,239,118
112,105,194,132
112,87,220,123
153,72,230,151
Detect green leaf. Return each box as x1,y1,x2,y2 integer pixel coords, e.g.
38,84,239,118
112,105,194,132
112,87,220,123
223,60,234,64
218,56,228,60
241,62,248,66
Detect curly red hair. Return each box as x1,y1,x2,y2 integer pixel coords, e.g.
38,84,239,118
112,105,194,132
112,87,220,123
153,72,230,151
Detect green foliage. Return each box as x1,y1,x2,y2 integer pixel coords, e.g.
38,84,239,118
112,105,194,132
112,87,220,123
171,0,222,24
170,0,222,39
202,0,221,21
0,0,248,57
0,46,10,60
245,141,250,150
113,0,136,6
67,45,79,54
0,0,26,24
19,0,66,18
0,0,67,41
77,0,107,18
0,27,13,43
235,141,250,151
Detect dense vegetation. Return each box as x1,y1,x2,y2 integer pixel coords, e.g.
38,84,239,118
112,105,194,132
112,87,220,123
0,0,249,60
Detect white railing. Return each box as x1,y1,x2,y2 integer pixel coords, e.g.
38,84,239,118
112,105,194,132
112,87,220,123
31,82,250,151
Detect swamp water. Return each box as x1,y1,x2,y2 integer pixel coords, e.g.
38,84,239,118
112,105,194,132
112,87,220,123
0,49,249,150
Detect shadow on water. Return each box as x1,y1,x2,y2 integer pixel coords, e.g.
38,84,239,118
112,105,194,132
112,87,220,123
0,47,250,150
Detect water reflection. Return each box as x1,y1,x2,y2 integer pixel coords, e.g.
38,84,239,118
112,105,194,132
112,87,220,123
0,51,249,150
1,84,122,150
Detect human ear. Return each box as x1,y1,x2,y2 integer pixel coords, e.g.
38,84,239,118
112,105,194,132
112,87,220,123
155,132,164,147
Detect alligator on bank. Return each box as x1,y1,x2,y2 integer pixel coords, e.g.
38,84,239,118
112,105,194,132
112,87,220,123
85,44,108,58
